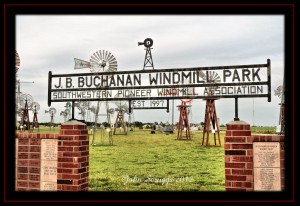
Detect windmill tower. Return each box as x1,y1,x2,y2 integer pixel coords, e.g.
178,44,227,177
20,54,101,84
31,102,40,131
201,71,221,146
113,94,128,135
177,99,192,140
138,38,154,70
45,107,56,130
275,85,285,134
19,94,33,131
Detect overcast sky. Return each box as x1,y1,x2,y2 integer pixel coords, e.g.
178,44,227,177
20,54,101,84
16,15,284,126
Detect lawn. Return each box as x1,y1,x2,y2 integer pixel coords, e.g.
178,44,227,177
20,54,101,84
88,129,225,191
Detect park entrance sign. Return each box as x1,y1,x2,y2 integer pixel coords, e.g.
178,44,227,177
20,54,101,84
48,59,271,113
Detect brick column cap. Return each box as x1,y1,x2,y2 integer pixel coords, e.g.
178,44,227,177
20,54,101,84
226,120,249,125
62,120,86,126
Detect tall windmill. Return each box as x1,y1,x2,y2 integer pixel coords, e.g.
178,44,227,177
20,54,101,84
275,85,285,134
138,38,154,70
201,71,221,146
19,93,33,131
74,50,117,144
177,99,192,140
31,102,40,131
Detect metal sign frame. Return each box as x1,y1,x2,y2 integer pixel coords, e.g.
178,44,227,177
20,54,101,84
48,60,271,114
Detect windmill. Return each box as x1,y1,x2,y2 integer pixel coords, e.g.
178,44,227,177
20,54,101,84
31,102,40,131
275,85,285,134
77,101,90,121
201,70,221,146
45,107,56,130
60,108,70,122
19,93,33,131
74,50,117,145
113,93,128,135
177,99,192,140
138,38,154,70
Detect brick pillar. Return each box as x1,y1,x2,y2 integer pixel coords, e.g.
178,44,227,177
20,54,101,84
57,120,89,191
224,120,253,191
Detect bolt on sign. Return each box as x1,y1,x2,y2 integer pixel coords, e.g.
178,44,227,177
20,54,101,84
48,59,271,106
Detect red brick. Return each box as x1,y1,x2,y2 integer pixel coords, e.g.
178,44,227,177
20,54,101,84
232,169,252,175
17,181,28,188
18,153,29,159
58,157,74,162
17,173,28,180
244,125,250,130
29,182,40,188
232,131,251,136
80,183,88,190
18,139,29,145
18,160,28,166
81,141,89,146
79,136,88,140
18,167,28,173
63,151,81,157
225,169,231,175
62,185,80,191
57,168,73,173
60,125,74,129
29,160,40,167
225,163,245,168
272,136,280,141
80,130,88,135
81,162,88,167
226,131,232,136
246,150,253,156
62,174,81,179
81,151,89,156
247,136,254,143
225,181,231,187
29,153,40,159
59,136,75,140
18,146,29,152
62,163,80,168
81,172,88,178
225,156,230,163
63,130,81,135
243,182,252,188
30,139,41,145
224,143,231,149
280,136,284,141
247,163,253,169
58,146,73,152
252,136,260,141
281,160,285,168
16,188,27,191
226,175,246,181
63,141,81,146
225,137,246,142
29,167,40,174
231,144,252,149
232,182,242,187
29,174,40,181
30,146,40,152
246,175,253,182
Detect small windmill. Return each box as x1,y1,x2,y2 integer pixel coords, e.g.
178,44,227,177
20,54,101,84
45,107,56,130
60,108,70,122
19,93,33,131
31,102,40,131
201,70,221,146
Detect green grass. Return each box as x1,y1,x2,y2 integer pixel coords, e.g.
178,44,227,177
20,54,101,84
89,130,225,191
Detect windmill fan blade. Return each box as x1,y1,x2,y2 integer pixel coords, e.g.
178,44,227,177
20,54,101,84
74,58,91,69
